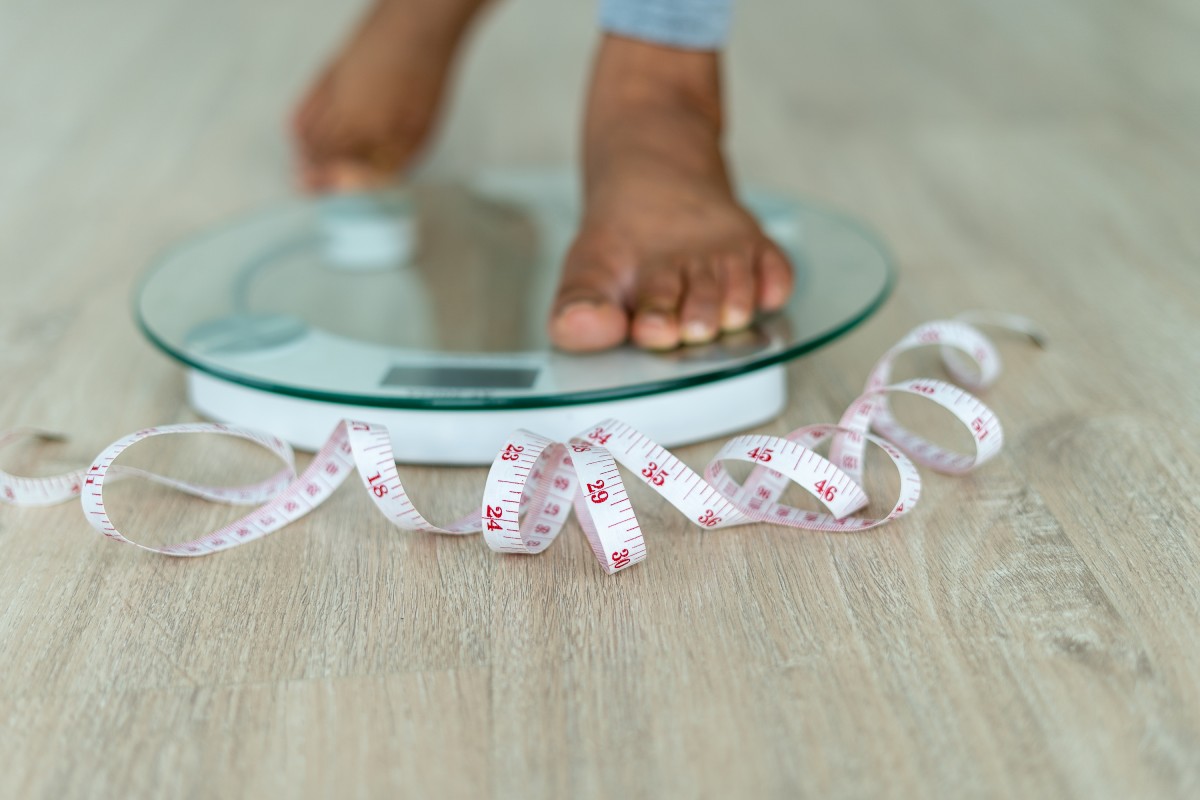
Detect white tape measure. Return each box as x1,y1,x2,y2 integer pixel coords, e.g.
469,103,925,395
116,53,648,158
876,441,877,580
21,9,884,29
1,312,1043,575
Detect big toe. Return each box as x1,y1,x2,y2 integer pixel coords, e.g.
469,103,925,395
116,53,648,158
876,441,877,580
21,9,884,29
549,245,630,352
756,240,795,311
550,302,628,352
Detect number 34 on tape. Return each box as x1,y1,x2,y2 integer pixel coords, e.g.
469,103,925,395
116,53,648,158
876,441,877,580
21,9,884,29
0,312,1043,575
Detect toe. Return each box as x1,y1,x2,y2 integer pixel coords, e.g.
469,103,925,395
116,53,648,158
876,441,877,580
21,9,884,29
717,250,756,331
756,240,795,311
679,258,722,345
295,115,347,191
549,245,630,352
551,302,628,352
307,106,354,165
631,259,686,350
325,160,395,192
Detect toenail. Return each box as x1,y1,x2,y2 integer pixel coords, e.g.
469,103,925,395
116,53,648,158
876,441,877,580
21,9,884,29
721,307,751,331
683,320,716,343
639,310,672,329
558,300,603,320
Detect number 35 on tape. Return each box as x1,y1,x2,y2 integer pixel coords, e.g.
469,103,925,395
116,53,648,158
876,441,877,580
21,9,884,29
0,312,1043,575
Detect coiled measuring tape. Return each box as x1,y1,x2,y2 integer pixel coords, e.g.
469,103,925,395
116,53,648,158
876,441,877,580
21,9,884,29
0,312,1043,575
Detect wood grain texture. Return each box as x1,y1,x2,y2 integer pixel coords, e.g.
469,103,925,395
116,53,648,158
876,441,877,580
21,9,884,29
1,0,1198,797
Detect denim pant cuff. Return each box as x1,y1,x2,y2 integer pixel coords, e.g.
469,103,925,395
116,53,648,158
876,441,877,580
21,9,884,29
599,0,732,50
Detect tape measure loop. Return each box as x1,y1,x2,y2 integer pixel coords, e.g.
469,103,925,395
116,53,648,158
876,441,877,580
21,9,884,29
564,427,646,574
73,424,305,554
709,433,865,521
482,429,564,555
872,380,1003,474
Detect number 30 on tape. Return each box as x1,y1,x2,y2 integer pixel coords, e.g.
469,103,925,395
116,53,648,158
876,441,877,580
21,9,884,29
0,312,1043,575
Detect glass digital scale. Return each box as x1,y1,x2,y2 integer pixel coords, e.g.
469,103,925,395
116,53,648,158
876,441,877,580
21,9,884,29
136,170,892,464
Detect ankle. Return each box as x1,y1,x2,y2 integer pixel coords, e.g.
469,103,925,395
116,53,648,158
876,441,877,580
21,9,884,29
372,0,493,44
587,34,725,130
582,35,729,191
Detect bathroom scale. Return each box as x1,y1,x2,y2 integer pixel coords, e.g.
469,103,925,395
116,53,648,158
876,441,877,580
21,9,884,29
136,169,893,464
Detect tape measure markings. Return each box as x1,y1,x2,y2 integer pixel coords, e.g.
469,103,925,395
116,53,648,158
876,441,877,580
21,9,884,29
0,314,1042,574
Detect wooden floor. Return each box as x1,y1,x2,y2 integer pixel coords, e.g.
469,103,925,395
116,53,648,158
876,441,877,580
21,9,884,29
2,0,1198,797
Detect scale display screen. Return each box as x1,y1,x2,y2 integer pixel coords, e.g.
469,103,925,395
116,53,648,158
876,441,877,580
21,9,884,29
380,364,540,390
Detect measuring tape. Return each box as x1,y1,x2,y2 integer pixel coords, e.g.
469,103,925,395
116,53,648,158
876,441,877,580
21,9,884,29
0,312,1042,575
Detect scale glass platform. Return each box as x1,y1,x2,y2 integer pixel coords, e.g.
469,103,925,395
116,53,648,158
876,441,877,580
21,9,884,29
136,170,892,464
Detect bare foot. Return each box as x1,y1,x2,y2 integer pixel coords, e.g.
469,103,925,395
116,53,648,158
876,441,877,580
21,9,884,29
291,0,490,191
549,35,794,352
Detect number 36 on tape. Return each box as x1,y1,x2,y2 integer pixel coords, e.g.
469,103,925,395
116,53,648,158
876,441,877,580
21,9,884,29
0,312,1043,575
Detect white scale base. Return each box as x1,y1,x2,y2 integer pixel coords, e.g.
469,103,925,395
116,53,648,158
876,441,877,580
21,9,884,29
189,366,787,465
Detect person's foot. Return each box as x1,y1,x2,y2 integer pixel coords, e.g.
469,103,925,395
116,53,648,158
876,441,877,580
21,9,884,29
549,36,794,352
291,0,490,191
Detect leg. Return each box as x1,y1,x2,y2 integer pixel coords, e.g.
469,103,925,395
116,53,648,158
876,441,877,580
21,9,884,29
549,9,793,351
291,0,493,191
